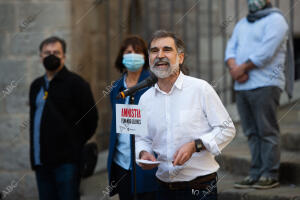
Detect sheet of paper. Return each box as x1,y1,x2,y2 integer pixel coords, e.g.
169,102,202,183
136,159,161,165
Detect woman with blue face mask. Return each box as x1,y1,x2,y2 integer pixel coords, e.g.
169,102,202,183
107,35,159,200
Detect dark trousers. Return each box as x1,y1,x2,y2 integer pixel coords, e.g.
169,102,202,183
111,162,158,200
157,177,218,200
236,86,281,180
35,163,80,200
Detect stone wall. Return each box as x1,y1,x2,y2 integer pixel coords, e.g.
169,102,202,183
70,0,132,151
0,0,299,199
0,0,71,199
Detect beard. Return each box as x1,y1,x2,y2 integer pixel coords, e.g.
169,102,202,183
150,56,180,79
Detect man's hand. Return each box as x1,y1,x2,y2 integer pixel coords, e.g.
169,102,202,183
139,151,159,170
227,58,256,83
173,141,196,166
227,59,247,81
236,73,249,83
230,65,247,80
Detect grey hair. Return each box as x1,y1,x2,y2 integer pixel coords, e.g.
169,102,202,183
148,30,185,54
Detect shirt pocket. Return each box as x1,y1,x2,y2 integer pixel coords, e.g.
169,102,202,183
171,109,199,145
178,108,203,129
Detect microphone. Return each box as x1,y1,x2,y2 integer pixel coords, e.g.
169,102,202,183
116,74,158,99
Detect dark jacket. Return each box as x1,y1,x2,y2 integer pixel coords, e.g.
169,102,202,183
29,67,98,169
107,69,158,195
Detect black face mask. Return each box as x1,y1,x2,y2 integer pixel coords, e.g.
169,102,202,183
43,54,61,71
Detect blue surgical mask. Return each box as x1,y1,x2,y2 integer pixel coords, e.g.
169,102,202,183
122,53,145,72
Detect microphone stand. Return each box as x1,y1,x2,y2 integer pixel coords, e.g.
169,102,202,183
117,76,157,199
129,94,137,200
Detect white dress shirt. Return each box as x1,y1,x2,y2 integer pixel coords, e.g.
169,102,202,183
135,72,236,182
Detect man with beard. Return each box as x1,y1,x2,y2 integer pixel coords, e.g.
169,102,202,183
29,36,98,200
225,0,294,189
135,30,236,200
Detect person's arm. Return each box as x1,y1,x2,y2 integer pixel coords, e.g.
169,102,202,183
135,95,157,169
78,80,99,143
226,58,250,83
225,20,249,82
29,81,37,136
239,60,256,72
198,82,236,155
173,83,236,166
230,59,255,82
227,58,238,70
248,14,288,68
225,20,242,66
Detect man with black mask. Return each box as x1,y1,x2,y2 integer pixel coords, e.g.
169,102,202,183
225,0,294,189
29,36,98,199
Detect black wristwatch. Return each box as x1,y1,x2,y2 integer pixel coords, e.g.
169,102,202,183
194,139,204,152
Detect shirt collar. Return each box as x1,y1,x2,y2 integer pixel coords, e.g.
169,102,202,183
154,71,184,95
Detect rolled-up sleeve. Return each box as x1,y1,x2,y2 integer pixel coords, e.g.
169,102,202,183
249,14,288,68
225,20,241,62
199,82,236,156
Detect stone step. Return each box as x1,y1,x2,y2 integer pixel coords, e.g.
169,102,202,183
218,172,300,200
216,137,300,185
280,124,300,151
278,102,300,125
275,101,300,151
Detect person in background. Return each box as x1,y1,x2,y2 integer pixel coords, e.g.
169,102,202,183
107,35,159,200
29,36,98,200
225,0,294,189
